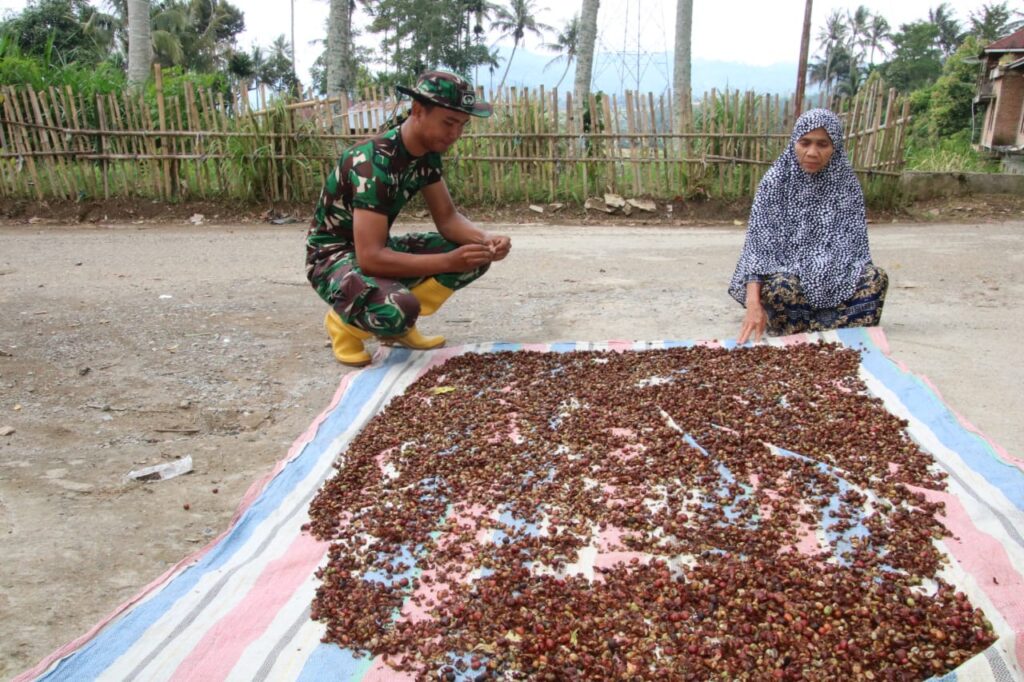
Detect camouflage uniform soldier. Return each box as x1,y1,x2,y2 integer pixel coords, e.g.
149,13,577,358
306,71,511,366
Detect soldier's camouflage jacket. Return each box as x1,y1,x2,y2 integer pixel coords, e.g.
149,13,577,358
306,126,443,263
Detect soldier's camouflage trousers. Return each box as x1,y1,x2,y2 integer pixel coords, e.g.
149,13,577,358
306,232,489,337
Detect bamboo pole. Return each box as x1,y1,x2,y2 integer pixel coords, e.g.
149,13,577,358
35,88,74,200
896,99,911,170
153,65,172,200
492,90,502,204
75,88,99,197
658,93,669,195
184,82,208,198
624,91,637,196
96,96,111,199
532,91,543,201
646,92,656,195
598,94,613,196
198,86,225,193
172,92,188,197
52,86,86,198
107,93,133,196
864,86,884,170
847,89,863,168
0,88,31,197
564,91,574,201
878,89,899,172
751,95,765,196
23,88,64,198
0,96,12,197
140,88,166,198
709,89,722,198
122,90,159,197
15,87,53,197
514,88,525,199
62,85,98,199
549,87,557,201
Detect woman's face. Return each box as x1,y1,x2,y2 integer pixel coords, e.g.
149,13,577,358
795,127,835,174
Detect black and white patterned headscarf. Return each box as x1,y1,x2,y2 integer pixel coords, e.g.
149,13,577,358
728,108,872,309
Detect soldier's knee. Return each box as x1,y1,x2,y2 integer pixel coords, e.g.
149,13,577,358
393,290,421,324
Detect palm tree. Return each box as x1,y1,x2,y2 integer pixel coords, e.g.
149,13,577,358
541,15,579,89
462,0,497,51
816,10,847,102
491,0,552,91
113,0,190,72
79,7,121,59
127,0,151,87
969,2,1020,43
573,0,599,130
150,4,188,66
929,3,963,57
809,46,848,99
326,0,353,96
673,0,694,129
845,5,870,62
865,15,891,65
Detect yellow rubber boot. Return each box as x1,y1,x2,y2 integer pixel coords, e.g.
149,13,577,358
384,326,445,350
324,310,372,367
409,277,454,317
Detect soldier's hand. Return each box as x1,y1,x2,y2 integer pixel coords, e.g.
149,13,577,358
486,235,511,261
449,243,494,271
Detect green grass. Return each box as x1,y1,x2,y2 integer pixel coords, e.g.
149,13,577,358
905,130,1000,173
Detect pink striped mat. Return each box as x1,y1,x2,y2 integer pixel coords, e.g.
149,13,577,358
17,329,1024,681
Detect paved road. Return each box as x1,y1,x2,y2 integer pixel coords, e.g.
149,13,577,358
0,220,1021,676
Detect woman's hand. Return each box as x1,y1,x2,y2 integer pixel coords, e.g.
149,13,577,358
737,280,767,344
737,303,767,344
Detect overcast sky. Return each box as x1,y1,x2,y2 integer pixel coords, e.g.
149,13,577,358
0,0,1003,86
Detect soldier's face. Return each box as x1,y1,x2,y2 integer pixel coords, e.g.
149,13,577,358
415,103,471,153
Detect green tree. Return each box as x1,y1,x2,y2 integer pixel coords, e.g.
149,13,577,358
491,0,551,90
541,14,578,89
968,2,1022,42
881,21,942,92
928,3,964,58
176,0,245,72
255,34,299,95
227,48,256,82
814,10,848,100
922,35,983,137
0,0,112,66
810,44,859,98
366,0,495,82
460,0,496,51
109,0,245,73
865,15,891,66
846,5,871,58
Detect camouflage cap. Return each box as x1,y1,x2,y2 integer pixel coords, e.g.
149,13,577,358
396,70,492,118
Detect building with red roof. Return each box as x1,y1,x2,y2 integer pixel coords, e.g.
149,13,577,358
974,27,1024,163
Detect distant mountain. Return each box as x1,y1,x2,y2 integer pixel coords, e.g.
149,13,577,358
474,45,800,98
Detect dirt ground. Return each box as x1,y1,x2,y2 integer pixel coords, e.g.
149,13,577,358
1,201,1023,678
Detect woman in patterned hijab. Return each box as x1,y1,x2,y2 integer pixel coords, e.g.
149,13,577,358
728,108,888,343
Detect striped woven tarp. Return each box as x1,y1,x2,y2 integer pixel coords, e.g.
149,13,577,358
18,329,1024,681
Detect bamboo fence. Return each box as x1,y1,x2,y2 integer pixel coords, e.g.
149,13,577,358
0,65,911,205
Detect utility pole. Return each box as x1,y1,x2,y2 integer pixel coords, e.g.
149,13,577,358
291,0,297,88
795,0,813,115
